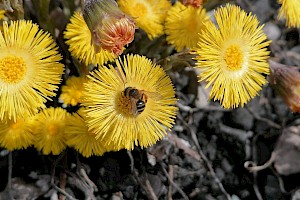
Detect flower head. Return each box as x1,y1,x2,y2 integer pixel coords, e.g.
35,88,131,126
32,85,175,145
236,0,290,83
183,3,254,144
180,0,203,8
118,0,171,39
278,0,300,28
66,108,107,157
33,107,70,155
269,61,300,113
83,0,136,55
83,54,177,150
59,76,87,107
194,4,271,109
0,116,34,151
64,12,116,66
0,21,64,121
165,2,210,51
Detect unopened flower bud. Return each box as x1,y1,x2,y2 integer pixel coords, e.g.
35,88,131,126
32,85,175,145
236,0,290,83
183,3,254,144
83,0,136,56
269,60,300,113
180,0,203,8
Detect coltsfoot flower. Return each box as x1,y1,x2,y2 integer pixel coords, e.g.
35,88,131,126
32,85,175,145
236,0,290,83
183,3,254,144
83,54,177,150
278,0,300,28
195,4,271,109
64,12,116,66
165,2,210,51
33,107,70,155
0,116,34,151
66,108,107,157
0,21,64,121
118,0,171,39
59,76,87,107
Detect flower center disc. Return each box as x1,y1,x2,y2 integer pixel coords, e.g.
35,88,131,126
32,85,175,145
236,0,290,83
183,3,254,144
224,45,243,71
0,56,27,84
9,120,22,130
48,124,59,135
116,93,135,117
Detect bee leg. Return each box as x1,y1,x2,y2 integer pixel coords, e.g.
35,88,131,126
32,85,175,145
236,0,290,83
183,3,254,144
141,93,148,103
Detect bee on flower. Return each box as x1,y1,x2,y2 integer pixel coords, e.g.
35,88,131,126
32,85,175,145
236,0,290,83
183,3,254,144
83,54,177,151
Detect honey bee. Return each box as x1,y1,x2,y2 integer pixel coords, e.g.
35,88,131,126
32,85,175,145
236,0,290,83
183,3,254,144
123,87,148,117
122,85,162,117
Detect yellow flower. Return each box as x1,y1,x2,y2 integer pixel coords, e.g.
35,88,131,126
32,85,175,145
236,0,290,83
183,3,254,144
83,54,177,150
64,12,116,66
0,21,64,121
165,2,210,51
278,0,300,28
0,10,5,20
195,4,271,109
0,116,34,151
33,107,70,155
117,0,171,39
66,108,107,157
59,76,87,107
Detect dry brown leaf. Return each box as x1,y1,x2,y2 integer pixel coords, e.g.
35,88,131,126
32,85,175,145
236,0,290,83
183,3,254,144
274,126,300,175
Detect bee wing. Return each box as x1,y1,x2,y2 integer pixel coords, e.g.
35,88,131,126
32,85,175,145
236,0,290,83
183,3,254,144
130,98,139,117
145,91,162,101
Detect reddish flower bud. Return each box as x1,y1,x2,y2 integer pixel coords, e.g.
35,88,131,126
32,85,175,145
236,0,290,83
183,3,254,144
180,0,203,8
83,0,136,56
269,60,300,113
